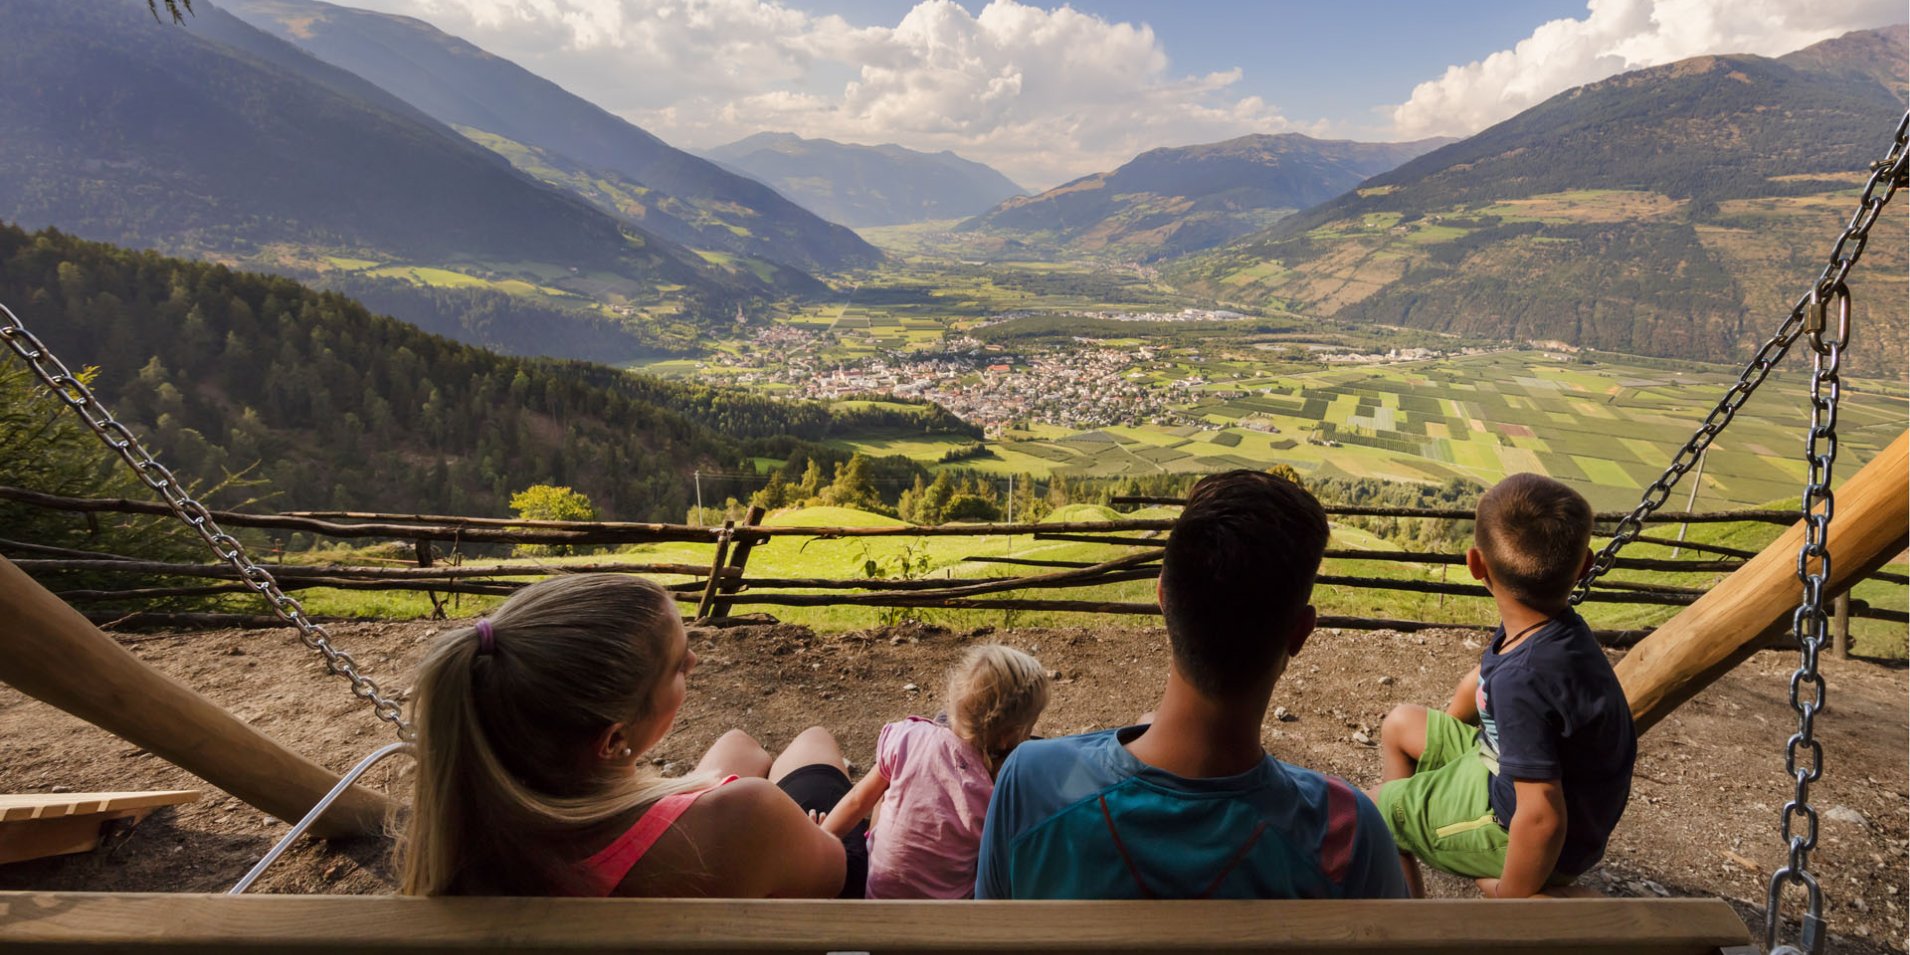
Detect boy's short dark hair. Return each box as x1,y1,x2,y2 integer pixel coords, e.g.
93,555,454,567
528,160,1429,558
1473,473,1594,609
1159,470,1329,697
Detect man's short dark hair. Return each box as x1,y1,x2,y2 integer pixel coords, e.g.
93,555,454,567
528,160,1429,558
1473,473,1594,610
1160,470,1329,697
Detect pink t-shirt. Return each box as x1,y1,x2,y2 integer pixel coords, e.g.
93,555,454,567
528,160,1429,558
864,716,995,900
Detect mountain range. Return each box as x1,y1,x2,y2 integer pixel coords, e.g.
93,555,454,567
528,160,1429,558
958,133,1452,261
1172,26,1909,375
0,0,804,330
219,0,880,275
704,133,1026,228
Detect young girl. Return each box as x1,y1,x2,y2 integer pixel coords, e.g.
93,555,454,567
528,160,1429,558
400,573,862,897
816,644,1051,899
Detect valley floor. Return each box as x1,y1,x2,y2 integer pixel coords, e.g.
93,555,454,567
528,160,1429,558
1,619,1904,952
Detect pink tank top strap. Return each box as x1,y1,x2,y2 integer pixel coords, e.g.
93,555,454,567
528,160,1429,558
579,775,738,896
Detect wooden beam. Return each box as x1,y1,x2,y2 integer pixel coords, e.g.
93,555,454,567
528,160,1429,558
0,893,1750,954
1617,429,1910,734
0,791,201,865
0,557,388,837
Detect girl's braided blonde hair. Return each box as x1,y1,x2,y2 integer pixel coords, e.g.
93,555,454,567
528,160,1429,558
944,644,1051,776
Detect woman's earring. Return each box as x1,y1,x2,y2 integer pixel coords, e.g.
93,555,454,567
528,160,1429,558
619,747,634,758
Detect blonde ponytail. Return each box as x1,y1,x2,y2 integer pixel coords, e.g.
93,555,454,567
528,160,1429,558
945,644,1051,776
398,574,707,895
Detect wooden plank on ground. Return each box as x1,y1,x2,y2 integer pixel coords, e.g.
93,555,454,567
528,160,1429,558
0,893,1750,954
0,791,200,823
0,792,199,865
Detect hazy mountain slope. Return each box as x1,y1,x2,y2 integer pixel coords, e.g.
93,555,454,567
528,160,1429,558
703,133,1025,227
221,0,882,274
0,0,773,317
1174,29,1908,375
957,133,1450,261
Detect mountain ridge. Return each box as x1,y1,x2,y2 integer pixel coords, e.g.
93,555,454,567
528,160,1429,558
957,132,1452,262
220,0,882,274
704,133,1026,227
0,0,776,317
1170,27,1908,375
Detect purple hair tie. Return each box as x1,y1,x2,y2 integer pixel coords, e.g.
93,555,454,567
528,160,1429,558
475,619,496,656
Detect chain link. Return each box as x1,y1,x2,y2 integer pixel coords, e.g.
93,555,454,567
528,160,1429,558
0,303,413,741
1571,111,1910,607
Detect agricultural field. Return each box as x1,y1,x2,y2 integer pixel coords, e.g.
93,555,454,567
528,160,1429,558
830,351,1907,512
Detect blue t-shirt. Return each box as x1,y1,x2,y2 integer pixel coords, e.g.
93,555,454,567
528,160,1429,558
1477,610,1637,877
975,726,1407,900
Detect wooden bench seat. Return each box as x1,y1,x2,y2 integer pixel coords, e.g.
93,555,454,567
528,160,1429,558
0,893,1751,953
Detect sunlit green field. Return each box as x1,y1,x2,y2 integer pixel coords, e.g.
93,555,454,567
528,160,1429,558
289,504,1906,657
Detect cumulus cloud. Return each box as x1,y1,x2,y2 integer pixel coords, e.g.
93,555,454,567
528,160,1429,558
1391,0,1907,139
341,0,1295,188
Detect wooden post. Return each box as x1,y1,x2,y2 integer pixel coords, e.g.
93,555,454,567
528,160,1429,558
1616,430,1910,735
0,557,389,837
693,520,736,622
708,505,765,620
415,537,445,620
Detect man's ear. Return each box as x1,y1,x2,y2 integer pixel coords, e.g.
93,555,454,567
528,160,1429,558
1577,547,1595,579
1285,605,1317,659
1466,546,1490,583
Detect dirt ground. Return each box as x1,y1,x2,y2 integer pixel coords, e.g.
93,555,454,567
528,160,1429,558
2,618,1905,951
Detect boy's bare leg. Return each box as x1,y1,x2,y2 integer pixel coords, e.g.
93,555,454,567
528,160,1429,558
1400,854,1426,898
1378,703,1429,782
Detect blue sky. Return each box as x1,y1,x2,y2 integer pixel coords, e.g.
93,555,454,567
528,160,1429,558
346,0,1904,188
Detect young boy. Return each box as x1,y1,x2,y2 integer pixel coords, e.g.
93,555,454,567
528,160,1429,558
1375,473,1637,898
975,470,1407,900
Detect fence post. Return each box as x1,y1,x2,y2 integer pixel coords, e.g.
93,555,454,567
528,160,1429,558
694,520,737,622
709,506,766,621
1833,592,1851,660
415,536,445,620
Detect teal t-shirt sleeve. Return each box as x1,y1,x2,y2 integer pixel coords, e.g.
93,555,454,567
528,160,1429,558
974,748,1021,899
1345,793,1411,898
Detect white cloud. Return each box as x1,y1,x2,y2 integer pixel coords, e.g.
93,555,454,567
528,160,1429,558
337,0,1294,189
1391,0,1907,139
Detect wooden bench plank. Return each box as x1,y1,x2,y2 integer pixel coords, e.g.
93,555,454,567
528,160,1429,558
0,893,1750,954
0,791,200,823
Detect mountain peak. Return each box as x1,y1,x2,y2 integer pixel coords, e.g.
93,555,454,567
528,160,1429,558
703,134,1024,227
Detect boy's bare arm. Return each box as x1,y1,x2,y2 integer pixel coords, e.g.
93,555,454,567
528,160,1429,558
1487,778,1566,898
816,767,890,838
1445,666,1481,724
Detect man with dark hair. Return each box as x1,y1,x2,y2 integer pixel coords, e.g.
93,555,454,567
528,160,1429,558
1374,473,1635,898
975,470,1406,900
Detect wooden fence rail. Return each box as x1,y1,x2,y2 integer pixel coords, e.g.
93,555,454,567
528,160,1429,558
8,484,1904,642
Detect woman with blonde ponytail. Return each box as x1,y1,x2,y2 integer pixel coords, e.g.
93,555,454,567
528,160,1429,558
398,573,854,897
811,644,1050,899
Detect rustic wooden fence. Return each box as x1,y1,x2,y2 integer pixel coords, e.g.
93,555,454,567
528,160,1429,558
3,484,1903,650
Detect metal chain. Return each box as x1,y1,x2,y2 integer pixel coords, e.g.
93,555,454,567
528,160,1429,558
1571,110,1910,605
1765,109,1909,953
1764,276,1851,955
0,303,413,741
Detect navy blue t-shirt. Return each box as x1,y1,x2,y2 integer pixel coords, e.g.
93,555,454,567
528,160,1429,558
1476,610,1637,877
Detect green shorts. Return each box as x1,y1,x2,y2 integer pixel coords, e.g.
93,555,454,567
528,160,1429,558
1376,710,1507,879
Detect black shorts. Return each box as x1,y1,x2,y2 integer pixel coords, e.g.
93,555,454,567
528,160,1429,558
775,763,869,899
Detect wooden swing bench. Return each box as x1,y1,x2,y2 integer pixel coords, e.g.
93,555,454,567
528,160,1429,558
0,893,1752,953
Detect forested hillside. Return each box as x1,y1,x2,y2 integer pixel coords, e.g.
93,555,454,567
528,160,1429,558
0,225,964,521
1174,28,1909,375
220,0,881,275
